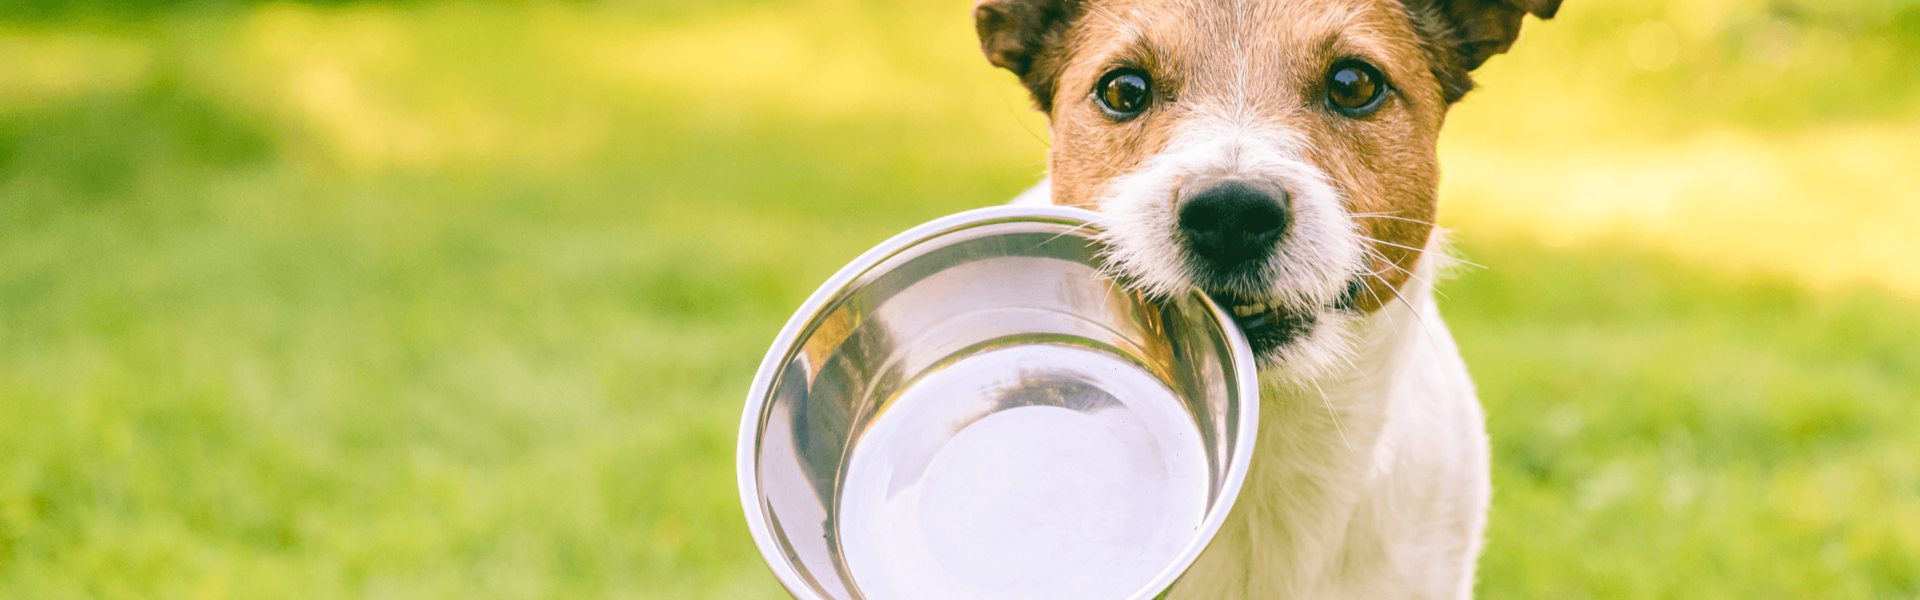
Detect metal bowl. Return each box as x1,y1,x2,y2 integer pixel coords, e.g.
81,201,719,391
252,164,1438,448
737,205,1259,600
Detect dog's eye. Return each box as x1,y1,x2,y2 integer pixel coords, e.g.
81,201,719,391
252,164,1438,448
1095,69,1152,119
1326,61,1387,116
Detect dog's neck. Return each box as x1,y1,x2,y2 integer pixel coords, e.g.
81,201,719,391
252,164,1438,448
1249,239,1449,502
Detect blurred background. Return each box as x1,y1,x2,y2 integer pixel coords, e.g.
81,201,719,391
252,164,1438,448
1,0,1916,597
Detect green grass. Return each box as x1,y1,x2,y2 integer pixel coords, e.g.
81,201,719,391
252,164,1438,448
1,1,1916,598
1453,238,1920,598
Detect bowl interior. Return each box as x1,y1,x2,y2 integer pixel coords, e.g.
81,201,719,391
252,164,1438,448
740,208,1256,600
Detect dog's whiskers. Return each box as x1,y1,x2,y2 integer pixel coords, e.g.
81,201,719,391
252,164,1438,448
1356,271,1401,331
1026,220,1101,253
1305,377,1352,451
1358,235,1487,270
1348,212,1438,228
1083,151,1133,178
1362,267,1466,400
995,86,1051,150
1359,246,1450,300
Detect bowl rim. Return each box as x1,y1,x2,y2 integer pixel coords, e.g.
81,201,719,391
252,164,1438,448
736,204,1261,600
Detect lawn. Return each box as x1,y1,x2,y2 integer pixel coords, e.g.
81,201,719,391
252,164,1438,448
1,0,1916,598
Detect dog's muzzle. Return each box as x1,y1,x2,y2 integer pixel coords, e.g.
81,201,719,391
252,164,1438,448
1174,177,1361,359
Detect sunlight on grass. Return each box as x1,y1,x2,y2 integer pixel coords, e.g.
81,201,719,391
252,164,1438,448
0,29,151,108
1442,122,1920,297
0,0,1915,597
232,5,620,172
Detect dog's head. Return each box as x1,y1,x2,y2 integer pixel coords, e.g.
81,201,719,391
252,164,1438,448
976,0,1557,371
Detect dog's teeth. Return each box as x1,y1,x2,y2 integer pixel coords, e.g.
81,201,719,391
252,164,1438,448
1231,303,1274,318
1232,303,1275,317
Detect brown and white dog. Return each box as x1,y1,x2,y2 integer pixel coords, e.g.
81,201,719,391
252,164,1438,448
976,0,1559,597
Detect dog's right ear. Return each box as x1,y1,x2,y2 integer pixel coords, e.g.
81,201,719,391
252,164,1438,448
1404,0,1562,103
974,0,1082,111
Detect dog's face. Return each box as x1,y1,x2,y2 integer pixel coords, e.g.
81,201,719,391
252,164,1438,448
977,0,1557,369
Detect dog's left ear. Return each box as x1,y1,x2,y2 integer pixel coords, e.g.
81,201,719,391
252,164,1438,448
1404,0,1562,102
974,0,1083,111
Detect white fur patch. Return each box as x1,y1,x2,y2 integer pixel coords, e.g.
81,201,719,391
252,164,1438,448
1089,109,1370,379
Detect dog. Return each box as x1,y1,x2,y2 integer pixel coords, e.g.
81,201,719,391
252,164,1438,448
975,0,1559,597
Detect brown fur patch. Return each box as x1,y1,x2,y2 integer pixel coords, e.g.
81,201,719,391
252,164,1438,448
976,0,1556,314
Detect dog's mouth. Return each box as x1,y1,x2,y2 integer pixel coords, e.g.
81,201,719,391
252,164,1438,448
1206,278,1365,359
1207,292,1317,359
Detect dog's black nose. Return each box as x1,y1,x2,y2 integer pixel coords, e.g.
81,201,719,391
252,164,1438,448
1178,179,1290,271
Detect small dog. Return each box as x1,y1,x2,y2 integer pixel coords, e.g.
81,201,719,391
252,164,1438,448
976,0,1559,597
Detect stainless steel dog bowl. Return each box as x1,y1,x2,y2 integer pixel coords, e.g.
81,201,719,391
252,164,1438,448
737,206,1259,600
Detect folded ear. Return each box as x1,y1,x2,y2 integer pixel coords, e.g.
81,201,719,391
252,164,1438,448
1442,0,1560,70
1404,0,1562,102
974,0,1082,111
